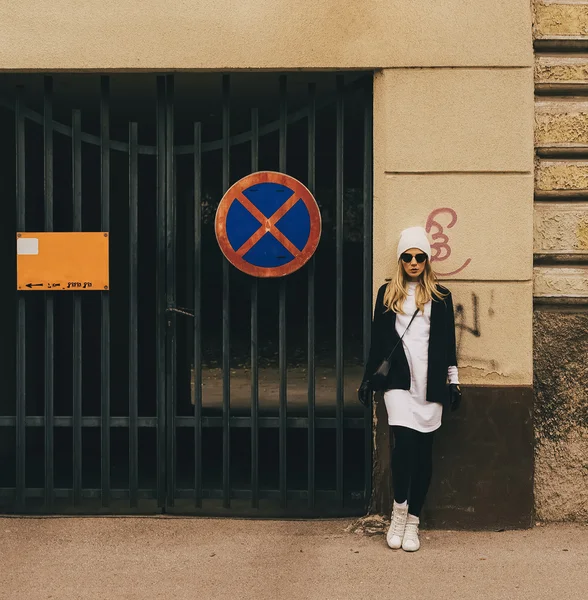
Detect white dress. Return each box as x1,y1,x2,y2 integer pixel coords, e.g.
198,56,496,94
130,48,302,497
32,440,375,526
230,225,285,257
383,282,458,433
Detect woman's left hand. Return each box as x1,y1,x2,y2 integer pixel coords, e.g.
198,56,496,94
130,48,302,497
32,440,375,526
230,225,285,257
448,384,462,411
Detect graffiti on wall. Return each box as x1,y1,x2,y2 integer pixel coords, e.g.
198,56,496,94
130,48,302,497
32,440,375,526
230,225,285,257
425,208,471,277
454,290,499,371
423,210,499,370
455,291,481,353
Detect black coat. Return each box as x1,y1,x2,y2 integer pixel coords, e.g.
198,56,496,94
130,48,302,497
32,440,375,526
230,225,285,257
362,283,458,405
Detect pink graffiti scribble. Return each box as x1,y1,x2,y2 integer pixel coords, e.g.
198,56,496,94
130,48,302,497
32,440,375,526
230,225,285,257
425,208,472,277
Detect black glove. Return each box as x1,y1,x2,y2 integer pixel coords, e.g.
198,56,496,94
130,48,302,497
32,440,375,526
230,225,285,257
357,380,372,407
448,384,462,412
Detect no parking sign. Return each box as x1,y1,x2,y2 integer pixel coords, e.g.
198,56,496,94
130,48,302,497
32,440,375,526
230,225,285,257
215,172,321,278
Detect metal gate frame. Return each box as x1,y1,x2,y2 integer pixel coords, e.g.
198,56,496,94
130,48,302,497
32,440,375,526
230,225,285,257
1,72,373,516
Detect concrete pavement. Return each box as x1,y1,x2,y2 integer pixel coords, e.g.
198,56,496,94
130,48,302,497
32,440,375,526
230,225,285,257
0,517,586,599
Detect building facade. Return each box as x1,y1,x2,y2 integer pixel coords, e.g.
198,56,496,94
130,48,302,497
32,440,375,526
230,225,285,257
0,0,584,525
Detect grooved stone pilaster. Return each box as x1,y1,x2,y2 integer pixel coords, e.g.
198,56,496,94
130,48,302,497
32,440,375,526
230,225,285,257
533,0,588,527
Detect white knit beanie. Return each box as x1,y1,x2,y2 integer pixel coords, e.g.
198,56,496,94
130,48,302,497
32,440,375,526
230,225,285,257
396,226,431,260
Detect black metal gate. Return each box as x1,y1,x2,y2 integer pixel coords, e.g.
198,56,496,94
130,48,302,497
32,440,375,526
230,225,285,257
0,72,373,516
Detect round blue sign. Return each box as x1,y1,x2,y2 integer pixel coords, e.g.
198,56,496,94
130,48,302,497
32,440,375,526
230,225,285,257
215,172,322,278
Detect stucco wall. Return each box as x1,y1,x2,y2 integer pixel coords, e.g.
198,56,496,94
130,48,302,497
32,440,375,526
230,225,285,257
373,68,535,385
0,0,532,70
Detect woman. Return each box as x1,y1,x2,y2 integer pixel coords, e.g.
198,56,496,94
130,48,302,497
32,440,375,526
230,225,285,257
358,226,461,552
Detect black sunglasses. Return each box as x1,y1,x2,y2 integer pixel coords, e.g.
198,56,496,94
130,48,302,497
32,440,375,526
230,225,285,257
400,252,427,264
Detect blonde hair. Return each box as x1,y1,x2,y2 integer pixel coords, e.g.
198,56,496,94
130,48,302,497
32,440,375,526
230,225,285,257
383,258,447,314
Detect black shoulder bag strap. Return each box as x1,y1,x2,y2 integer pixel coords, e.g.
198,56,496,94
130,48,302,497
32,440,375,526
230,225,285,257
385,308,419,363
372,308,420,383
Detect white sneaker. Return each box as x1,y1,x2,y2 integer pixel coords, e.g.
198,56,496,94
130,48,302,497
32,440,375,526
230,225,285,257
402,514,420,552
386,501,408,549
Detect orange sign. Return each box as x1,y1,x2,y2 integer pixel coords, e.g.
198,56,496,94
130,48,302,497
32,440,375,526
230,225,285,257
17,232,109,291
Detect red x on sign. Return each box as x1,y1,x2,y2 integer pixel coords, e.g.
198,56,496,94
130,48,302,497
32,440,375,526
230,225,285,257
215,171,322,277
232,189,301,258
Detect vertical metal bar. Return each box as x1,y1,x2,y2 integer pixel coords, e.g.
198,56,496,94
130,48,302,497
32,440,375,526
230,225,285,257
250,108,259,509
155,76,167,510
307,82,316,510
129,122,139,509
44,76,55,511
15,87,26,512
278,75,288,509
165,75,176,508
100,75,111,508
279,76,287,171
222,74,231,508
362,82,374,510
72,109,83,507
193,122,203,507
335,74,344,509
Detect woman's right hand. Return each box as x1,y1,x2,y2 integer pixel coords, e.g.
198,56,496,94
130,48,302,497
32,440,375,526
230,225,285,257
357,381,372,407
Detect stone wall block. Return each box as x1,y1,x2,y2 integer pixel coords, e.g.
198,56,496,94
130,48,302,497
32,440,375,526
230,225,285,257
536,56,588,84
534,265,588,296
535,100,588,152
376,69,534,173
373,174,533,283
535,159,588,195
534,202,588,254
534,1,588,39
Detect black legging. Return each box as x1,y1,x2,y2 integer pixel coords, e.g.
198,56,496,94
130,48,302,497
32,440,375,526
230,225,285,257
390,425,435,518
